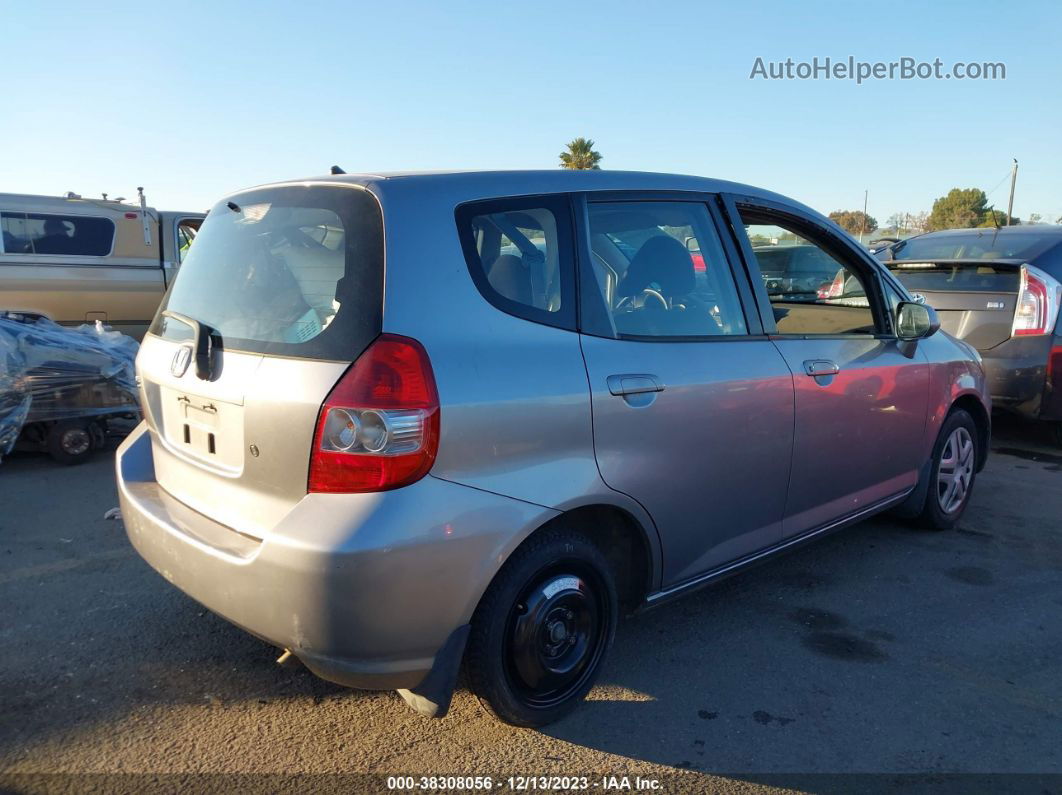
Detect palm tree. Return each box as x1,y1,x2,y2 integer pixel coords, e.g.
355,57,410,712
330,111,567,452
559,138,602,170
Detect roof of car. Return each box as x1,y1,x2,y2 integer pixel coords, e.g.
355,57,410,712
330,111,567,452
233,169,814,214
916,225,1062,237
310,168,768,190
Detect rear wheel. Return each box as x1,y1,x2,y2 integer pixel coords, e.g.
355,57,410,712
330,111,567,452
466,529,617,727
47,420,93,465
916,409,979,530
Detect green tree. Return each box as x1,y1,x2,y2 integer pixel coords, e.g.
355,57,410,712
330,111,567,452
1028,213,1043,225
828,210,878,236
559,137,602,170
977,208,1020,227
928,188,990,230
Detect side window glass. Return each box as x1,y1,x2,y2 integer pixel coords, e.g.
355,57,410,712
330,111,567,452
457,197,574,329
0,212,115,257
1,212,31,253
739,211,878,335
176,218,202,264
584,201,747,338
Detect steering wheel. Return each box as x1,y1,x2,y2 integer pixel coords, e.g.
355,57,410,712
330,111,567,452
635,288,668,310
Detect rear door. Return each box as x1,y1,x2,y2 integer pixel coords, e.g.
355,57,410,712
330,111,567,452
576,193,795,587
724,196,929,538
138,184,384,538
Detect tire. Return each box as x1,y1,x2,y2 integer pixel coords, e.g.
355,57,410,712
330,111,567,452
915,409,979,530
46,420,93,465
466,528,618,727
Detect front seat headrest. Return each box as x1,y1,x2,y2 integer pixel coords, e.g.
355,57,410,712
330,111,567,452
618,236,696,298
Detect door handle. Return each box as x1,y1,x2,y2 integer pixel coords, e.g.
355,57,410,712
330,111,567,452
606,374,665,397
803,359,840,377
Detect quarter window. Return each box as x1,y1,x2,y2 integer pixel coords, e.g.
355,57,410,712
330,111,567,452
584,201,747,338
739,211,878,335
457,196,575,329
0,212,115,256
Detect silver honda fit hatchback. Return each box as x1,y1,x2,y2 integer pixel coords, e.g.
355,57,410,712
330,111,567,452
117,170,990,726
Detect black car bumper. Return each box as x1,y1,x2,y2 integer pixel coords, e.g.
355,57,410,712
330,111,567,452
981,334,1061,420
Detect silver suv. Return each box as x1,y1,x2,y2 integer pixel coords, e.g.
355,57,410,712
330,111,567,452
117,171,990,726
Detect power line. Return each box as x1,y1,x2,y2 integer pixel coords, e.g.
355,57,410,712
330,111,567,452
985,169,1013,197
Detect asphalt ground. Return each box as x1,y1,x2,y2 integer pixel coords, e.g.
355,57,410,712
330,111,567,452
1,416,1060,794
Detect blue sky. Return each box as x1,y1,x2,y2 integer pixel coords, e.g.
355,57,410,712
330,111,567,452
2,0,1060,224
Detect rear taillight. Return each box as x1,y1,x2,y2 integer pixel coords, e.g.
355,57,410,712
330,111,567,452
818,271,845,299
1012,264,1062,337
308,334,439,493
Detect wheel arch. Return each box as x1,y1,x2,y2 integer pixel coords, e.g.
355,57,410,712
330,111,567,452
950,392,991,470
539,503,656,613
475,499,660,619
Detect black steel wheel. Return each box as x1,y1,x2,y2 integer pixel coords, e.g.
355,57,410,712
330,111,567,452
466,529,617,727
504,568,610,710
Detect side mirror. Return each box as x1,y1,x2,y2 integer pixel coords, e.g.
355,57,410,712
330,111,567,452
896,301,940,340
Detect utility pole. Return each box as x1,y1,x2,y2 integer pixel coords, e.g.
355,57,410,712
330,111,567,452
1006,159,1018,226
860,190,868,243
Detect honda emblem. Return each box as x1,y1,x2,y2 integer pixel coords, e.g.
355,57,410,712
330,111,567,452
171,345,193,378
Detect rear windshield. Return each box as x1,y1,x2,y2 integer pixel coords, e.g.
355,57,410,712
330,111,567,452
891,231,1060,262
753,245,840,276
890,262,1020,293
151,185,383,360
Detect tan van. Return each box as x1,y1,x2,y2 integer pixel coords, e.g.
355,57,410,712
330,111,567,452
0,191,204,340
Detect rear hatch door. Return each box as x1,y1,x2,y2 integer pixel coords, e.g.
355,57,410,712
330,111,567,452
887,259,1021,350
136,184,384,538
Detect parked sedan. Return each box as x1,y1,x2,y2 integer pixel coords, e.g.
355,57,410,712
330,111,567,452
882,226,1062,442
117,170,990,727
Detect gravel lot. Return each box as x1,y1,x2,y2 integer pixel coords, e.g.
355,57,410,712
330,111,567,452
1,417,1060,793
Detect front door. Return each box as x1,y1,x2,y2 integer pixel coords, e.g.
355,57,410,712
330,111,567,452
576,196,795,587
726,198,930,538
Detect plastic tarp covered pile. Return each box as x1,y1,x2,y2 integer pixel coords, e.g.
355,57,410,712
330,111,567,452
0,312,139,460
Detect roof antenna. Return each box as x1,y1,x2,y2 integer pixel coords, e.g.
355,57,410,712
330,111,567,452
330,165,346,175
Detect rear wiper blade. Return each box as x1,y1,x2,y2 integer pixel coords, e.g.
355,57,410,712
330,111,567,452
161,310,218,381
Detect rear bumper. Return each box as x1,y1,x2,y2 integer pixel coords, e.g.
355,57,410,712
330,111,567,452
980,335,1055,420
116,422,555,691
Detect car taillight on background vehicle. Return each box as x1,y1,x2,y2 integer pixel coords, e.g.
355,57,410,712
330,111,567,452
1012,264,1062,337
817,271,845,300
308,334,439,493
